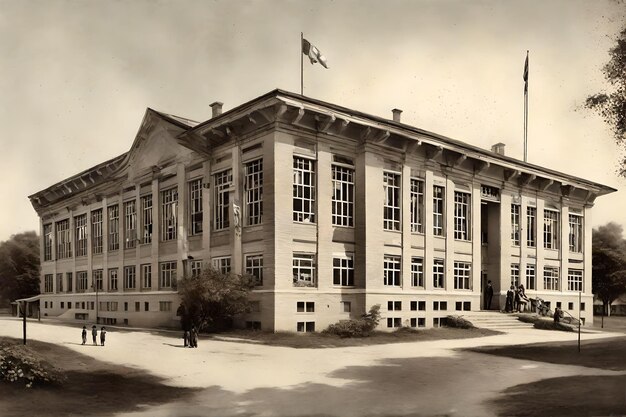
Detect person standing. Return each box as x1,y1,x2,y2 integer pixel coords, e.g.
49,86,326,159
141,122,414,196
91,325,98,345
553,307,562,323
100,326,107,346
484,280,494,310
81,326,87,345
190,326,198,348
183,329,189,347
505,285,515,313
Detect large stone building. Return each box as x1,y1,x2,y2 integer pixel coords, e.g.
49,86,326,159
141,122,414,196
29,89,615,331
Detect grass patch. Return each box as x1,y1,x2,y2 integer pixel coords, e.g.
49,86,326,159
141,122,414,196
515,313,574,332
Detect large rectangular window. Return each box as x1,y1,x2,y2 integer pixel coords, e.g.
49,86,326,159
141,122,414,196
543,266,559,291
293,157,316,223
124,266,136,289
161,188,178,241
191,260,203,277
332,165,354,227
92,270,103,292
526,264,536,290
526,206,536,247
433,186,445,236
74,215,87,257
383,255,401,286
454,192,470,241
159,261,177,289
511,204,520,246
511,264,520,287
245,254,263,286
189,179,203,235
43,224,53,261
212,257,231,275
44,274,53,293
293,253,315,287
214,170,232,230
141,264,151,289
410,179,424,233
567,269,583,292
124,200,137,249
56,219,71,259
245,159,263,226
411,257,424,287
569,214,583,253
66,272,73,292
77,271,87,292
108,268,118,291
543,210,560,250
92,209,103,254
141,195,153,244
56,273,63,293
333,255,354,286
383,172,401,231
108,205,119,251
454,262,471,290
433,259,445,288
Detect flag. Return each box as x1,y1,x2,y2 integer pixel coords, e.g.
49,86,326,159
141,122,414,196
302,38,328,69
523,53,529,93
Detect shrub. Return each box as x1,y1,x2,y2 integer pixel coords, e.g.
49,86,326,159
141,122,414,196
323,304,381,338
516,314,539,324
445,315,475,329
533,320,574,332
0,341,65,387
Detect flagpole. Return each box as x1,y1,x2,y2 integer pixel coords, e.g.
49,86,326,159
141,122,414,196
524,50,529,162
300,32,304,95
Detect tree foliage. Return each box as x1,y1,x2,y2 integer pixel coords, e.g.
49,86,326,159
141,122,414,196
586,25,626,175
592,223,626,314
177,266,255,332
0,232,40,306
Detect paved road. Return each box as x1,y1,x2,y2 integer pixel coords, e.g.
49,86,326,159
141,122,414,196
1,317,623,417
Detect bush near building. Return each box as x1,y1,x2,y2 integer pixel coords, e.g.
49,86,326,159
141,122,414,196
0,340,65,387
323,305,381,337
445,315,475,329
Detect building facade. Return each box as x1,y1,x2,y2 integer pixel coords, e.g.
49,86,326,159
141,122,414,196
29,90,615,331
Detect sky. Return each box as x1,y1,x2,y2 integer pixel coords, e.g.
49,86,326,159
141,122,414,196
1,0,625,242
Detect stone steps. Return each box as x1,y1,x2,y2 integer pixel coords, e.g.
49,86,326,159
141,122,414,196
455,311,535,330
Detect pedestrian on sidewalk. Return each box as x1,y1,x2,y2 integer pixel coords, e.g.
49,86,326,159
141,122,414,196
484,280,494,310
190,326,198,348
553,307,562,323
505,285,515,313
81,326,87,345
91,325,98,345
100,326,107,346
183,329,189,347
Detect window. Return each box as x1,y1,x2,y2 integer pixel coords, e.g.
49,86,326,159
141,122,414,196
214,170,232,230
296,302,315,312
297,322,315,332
212,257,231,275
526,207,536,247
78,271,89,292
383,255,401,286
108,268,118,291
433,186,445,236
124,201,137,249
332,165,354,227
161,188,178,241
66,272,73,292
568,302,574,310
92,269,103,291
544,210,560,250
333,255,354,286
74,214,87,257
511,204,520,246
189,179,203,235
433,259,445,288
387,301,402,311
135,302,140,312
567,269,583,292
293,253,315,286
57,273,63,293
569,214,583,253
159,261,177,289
411,318,426,328
526,264,536,290
433,317,448,327
411,257,424,287
386,318,402,328
44,274,53,293
56,219,71,259
410,301,426,311
245,159,263,225
61,302,64,309
124,266,136,289
383,172,401,231
454,262,471,290
141,195,153,244
341,301,351,313
433,301,448,311
543,266,559,291
191,260,203,277
43,224,53,261
454,192,470,240
410,179,424,233
141,264,152,289
159,301,172,312
511,264,520,287
92,209,103,254
144,302,149,311
581,302,585,311
245,255,263,285
108,205,120,251
293,157,316,222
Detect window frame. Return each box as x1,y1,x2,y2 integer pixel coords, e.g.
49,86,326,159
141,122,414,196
293,156,316,223
383,255,401,286
244,159,263,226
189,178,203,235
410,178,424,233
453,261,472,290
331,164,354,227
453,191,471,241
383,171,401,231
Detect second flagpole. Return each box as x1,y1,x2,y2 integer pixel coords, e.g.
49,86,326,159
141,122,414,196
300,32,304,95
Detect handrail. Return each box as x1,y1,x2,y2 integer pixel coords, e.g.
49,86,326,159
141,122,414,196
561,310,582,326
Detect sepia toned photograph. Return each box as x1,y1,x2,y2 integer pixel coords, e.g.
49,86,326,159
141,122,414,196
1,1,626,416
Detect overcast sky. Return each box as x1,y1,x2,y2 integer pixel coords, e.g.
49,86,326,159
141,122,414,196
1,0,625,242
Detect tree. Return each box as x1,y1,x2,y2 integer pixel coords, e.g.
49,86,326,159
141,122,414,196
586,25,626,175
177,267,255,332
592,223,626,315
0,232,40,306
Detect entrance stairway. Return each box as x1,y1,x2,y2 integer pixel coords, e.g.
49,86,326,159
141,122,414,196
458,311,534,330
